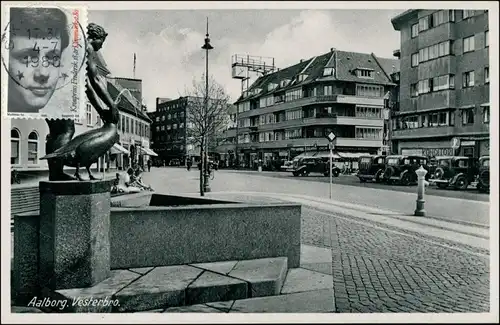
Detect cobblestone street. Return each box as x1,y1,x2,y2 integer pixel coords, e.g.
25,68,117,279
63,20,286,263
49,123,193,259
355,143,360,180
301,208,490,313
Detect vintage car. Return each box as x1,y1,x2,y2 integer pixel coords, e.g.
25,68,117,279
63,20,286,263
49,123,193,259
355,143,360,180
476,155,490,193
431,156,479,190
291,156,341,177
382,155,429,185
280,160,294,172
357,155,386,183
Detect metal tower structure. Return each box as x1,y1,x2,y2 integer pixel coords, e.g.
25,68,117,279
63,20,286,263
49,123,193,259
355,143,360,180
231,55,276,167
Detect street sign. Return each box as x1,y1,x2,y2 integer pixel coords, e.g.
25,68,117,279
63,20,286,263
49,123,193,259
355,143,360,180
451,137,461,150
326,132,336,142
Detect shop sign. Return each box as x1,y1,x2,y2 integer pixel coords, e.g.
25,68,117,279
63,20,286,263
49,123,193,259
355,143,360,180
422,148,454,157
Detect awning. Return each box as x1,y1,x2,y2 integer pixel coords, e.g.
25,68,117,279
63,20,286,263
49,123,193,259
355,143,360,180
336,152,370,159
110,143,129,155
140,147,158,156
480,103,490,107
314,151,341,159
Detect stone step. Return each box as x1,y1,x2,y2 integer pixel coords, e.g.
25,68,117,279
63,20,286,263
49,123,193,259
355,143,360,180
45,256,289,313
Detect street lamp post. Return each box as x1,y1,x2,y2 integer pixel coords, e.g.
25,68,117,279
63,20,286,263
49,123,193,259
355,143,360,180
202,17,214,193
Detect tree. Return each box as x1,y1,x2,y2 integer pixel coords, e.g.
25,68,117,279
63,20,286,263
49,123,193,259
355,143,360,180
183,74,231,196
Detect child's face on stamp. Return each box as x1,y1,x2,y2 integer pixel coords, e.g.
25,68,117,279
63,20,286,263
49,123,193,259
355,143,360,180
8,30,63,113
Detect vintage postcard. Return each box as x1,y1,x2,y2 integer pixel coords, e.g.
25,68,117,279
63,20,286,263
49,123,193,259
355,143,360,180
2,1,498,324
1,3,87,120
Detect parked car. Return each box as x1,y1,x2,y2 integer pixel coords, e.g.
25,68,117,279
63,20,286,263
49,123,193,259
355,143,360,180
382,155,429,185
291,157,340,177
280,160,294,172
169,158,181,166
430,156,479,190
476,155,489,193
357,155,386,183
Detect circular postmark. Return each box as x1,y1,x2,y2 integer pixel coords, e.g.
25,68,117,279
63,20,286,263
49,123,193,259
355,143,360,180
1,5,87,95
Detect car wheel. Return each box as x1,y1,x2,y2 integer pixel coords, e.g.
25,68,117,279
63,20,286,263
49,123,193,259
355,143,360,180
293,171,298,177
359,177,366,183
333,169,339,177
454,176,469,190
437,183,448,189
303,170,309,176
324,172,329,177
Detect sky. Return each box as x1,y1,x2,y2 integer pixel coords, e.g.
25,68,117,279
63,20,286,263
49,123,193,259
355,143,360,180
89,9,405,111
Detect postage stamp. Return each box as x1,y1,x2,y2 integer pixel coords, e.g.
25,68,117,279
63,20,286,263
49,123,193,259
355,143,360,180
1,3,87,120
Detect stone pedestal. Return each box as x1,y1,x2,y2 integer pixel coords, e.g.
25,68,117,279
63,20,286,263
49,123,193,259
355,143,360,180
38,180,113,290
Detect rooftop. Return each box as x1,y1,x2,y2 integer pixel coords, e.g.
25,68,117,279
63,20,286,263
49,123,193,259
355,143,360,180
391,9,419,30
234,49,399,104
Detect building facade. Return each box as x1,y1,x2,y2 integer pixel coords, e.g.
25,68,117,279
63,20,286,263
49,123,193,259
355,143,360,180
217,49,399,169
149,97,189,166
391,9,489,158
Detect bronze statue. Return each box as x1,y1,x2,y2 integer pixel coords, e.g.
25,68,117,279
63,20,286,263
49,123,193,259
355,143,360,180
41,23,122,181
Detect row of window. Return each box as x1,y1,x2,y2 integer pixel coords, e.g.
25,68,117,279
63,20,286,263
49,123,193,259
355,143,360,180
155,111,185,122
157,102,184,112
410,31,488,68
355,128,382,140
392,106,490,130
411,10,485,38
410,68,488,97
11,129,38,165
237,83,386,113
156,122,185,131
119,114,150,137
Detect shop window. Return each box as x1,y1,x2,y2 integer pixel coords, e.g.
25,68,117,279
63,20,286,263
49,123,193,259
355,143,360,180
28,131,39,164
11,129,20,164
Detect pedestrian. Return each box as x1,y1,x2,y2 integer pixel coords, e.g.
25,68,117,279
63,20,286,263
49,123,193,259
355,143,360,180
147,159,152,172
187,159,192,171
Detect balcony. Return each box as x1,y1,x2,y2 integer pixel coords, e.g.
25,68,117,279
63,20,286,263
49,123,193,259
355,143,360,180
238,95,385,118
254,115,383,131
236,137,382,150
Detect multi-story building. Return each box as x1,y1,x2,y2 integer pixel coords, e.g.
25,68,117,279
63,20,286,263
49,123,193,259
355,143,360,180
149,97,190,165
390,9,489,158
10,52,152,177
217,48,399,169
150,97,234,166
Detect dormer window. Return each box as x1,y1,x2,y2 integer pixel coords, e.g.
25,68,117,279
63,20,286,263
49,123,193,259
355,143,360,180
356,68,374,79
268,83,278,92
323,68,334,76
297,74,308,82
280,79,290,88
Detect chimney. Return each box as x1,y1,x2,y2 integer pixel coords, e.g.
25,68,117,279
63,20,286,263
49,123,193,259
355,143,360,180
300,59,303,63
330,47,334,52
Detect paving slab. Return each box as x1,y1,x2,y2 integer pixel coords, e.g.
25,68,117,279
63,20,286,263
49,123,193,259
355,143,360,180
229,288,335,313
129,267,154,275
115,265,203,312
300,245,332,265
54,270,141,312
228,257,288,298
190,261,238,275
300,262,333,275
165,304,223,313
281,268,333,294
205,300,235,312
186,271,247,305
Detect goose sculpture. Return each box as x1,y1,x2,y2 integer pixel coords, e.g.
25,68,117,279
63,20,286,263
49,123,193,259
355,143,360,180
40,22,126,181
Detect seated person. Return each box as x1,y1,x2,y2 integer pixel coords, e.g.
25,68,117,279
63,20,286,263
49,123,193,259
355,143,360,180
112,172,141,193
128,165,154,191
